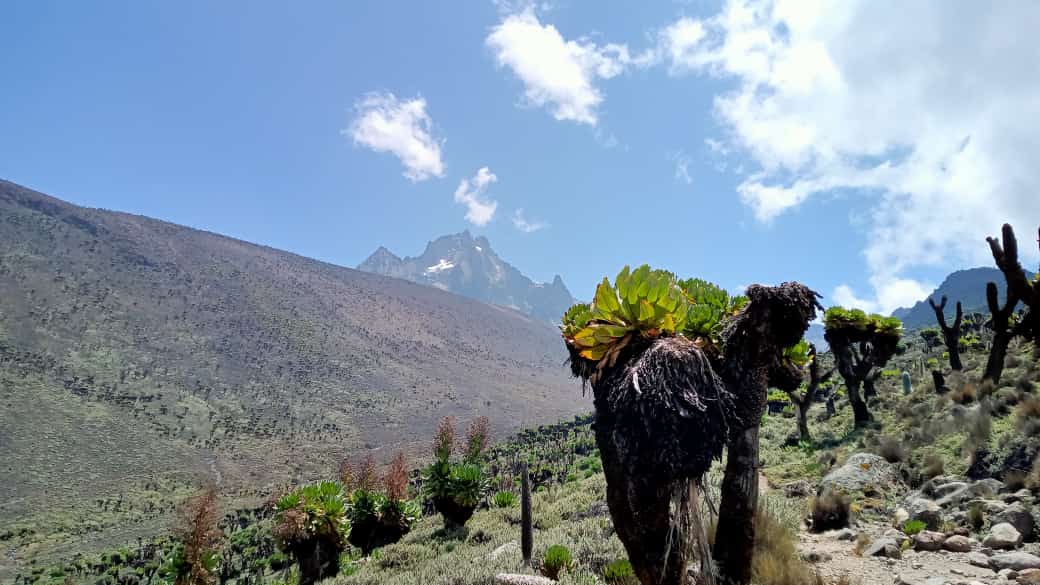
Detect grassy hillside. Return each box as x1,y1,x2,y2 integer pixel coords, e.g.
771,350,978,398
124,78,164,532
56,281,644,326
0,179,588,578
12,329,1040,585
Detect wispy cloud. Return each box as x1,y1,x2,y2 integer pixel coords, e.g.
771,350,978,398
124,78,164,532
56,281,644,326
454,167,499,226
512,208,548,233
347,92,445,182
669,151,693,185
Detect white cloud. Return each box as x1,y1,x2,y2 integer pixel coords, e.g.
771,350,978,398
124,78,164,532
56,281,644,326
454,167,499,226
347,92,445,181
512,208,548,233
486,9,652,125
832,277,932,315
661,0,1040,310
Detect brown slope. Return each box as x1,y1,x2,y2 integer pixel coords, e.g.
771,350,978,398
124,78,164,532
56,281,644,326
0,178,585,572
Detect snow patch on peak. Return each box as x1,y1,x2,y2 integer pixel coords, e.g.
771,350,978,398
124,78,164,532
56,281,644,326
425,259,455,274
475,246,482,252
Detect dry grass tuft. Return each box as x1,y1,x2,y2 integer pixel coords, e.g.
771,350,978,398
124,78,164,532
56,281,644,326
810,490,851,532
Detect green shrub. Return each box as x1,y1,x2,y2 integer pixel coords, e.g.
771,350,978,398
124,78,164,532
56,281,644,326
602,559,637,585
902,520,926,536
542,545,573,580
492,491,518,508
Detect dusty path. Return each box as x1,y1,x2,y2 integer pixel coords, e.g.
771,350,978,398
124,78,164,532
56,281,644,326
799,525,998,585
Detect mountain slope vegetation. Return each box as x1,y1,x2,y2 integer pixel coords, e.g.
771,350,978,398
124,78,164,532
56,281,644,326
0,179,584,577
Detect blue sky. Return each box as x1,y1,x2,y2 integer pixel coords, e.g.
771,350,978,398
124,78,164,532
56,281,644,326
2,1,1038,312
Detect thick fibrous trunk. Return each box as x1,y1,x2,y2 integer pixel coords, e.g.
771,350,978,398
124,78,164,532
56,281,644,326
932,370,947,394
987,224,1040,346
586,337,733,585
786,344,833,444
521,463,532,566
714,425,759,585
929,295,964,371
847,379,872,426
714,283,819,585
291,538,341,585
983,281,1018,385
596,419,692,585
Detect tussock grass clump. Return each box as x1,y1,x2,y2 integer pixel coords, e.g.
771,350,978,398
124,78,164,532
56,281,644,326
922,454,945,479
968,502,986,532
1016,398,1040,437
810,490,851,532
876,436,908,463
950,383,978,405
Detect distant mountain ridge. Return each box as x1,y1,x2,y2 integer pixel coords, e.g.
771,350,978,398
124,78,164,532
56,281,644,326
891,267,1035,329
358,231,576,324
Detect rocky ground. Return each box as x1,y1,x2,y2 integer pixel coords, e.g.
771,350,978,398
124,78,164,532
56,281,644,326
796,454,1040,585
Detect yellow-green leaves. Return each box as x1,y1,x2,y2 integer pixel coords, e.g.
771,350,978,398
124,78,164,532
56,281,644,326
561,265,742,364
783,339,812,367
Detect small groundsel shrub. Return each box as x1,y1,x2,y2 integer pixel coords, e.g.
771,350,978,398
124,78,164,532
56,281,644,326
423,416,492,530
902,520,926,536
542,544,573,580
492,491,518,508
602,559,637,585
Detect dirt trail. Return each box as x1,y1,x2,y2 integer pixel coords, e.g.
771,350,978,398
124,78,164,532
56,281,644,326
798,523,997,585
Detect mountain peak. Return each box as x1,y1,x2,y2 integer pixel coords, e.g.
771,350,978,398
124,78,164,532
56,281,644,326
359,232,575,323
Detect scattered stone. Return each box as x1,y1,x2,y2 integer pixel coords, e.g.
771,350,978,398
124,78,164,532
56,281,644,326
827,528,858,541
819,453,903,495
914,530,947,551
1019,568,1040,584
865,537,903,559
938,480,1004,508
944,534,975,552
994,503,1036,541
969,552,992,568
893,507,911,527
987,523,1025,550
894,574,914,585
990,552,1040,571
782,479,815,498
494,575,556,585
489,542,520,561
934,482,970,497
800,550,833,563
906,496,944,530
883,528,911,548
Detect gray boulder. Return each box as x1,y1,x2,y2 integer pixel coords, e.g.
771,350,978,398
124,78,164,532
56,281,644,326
943,534,975,552
864,537,902,559
937,479,1004,508
990,552,1040,571
986,523,1025,550
993,502,1036,541
913,530,946,551
968,551,991,567
819,453,902,495
905,496,943,530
